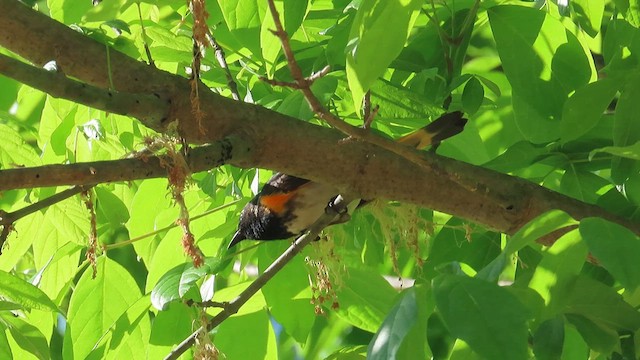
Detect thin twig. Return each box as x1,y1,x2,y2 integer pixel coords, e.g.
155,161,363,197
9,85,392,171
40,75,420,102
206,32,240,101
164,195,350,360
136,2,155,67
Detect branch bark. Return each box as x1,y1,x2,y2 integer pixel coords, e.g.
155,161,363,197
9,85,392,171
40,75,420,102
0,0,637,238
0,137,250,191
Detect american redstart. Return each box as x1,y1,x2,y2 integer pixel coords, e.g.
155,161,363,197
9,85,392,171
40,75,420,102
227,111,467,248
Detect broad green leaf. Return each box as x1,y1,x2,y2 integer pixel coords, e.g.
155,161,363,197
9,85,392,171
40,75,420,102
32,214,82,302
2,315,49,360
477,210,577,281
532,316,564,360
562,323,589,359
217,0,266,57
65,257,142,360
367,288,417,360
151,256,229,311
86,295,151,360
580,217,640,290
369,79,442,121
560,79,618,143
346,0,422,111
50,198,89,245
433,275,529,360
565,313,618,354
147,302,196,359
0,124,40,168
216,309,277,359
0,313,51,359
461,77,484,115
612,72,640,182
276,76,338,120
260,0,309,75
489,5,594,143
566,275,640,331
559,167,612,204
0,271,58,312
258,243,314,343
527,230,587,318
592,141,640,160
127,178,177,265
0,322,11,360
424,219,501,277
334,267,397,333
47,0,92,23
483,141,550,173
95,186,129,226
571,0,605,37
325,345,367,359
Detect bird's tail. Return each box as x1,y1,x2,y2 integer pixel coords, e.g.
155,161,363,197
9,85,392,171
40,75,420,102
396,111,467,150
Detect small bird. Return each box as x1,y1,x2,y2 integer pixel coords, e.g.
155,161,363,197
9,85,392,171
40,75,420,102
227,111,467,248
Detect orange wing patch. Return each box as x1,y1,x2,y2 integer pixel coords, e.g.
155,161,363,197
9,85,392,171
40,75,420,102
259,192,296,214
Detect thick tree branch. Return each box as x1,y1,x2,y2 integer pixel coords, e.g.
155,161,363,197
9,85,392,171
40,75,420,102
0,137,250,191
0,0,637,238
164,196,350,360
0,53,168,129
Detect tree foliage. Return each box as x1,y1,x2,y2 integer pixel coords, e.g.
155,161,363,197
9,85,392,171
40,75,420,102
0,0,640,359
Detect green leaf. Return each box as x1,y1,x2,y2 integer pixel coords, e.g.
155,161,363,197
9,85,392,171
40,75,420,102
532,317,564,360
565,313,618,354
526,230,587,318
216,309,277,359
86,295,151,360
0,271,58,312
571,0,605,37
151,256,230,311
334,267,397,332
346,0,422,111
325,345,367,359
147,302,196,359
483,141,550,173
562,323,589,359
64,257,143,360
258,243,314,343
592,141,640,160
559,167,612,204
369,79,442,121
127,178,177,264
566,275,640,331
461,77,484,115
2,315,49,360
477,210,578,281
560,79,618,143
580,217,640,290
367,288,417,359
0,124,41,168
612,72,640,182
489,5,594,143
50,198,90,245
260,0,309,75
433,275,529,360
0,322,12,360
217,0,265,57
